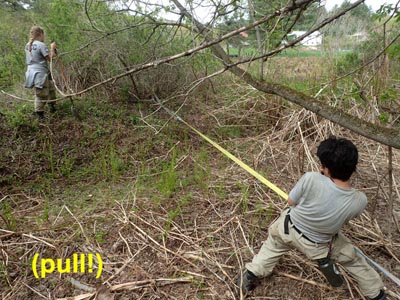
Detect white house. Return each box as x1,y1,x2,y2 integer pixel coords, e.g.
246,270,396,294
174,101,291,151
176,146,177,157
350,32,368,42
288,31,323,47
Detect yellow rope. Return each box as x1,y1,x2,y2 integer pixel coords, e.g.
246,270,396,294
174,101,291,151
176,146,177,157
156,99,288,200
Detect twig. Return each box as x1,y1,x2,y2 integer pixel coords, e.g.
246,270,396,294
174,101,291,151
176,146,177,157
388,146,394,233
387,289,400,300
272,270,331,290
110,276,193,291
0,229,56,249
21,282,48,299
103,245,146,285
63,205,90,243
236,217,254,256
128,217,199,270
56,293,94,300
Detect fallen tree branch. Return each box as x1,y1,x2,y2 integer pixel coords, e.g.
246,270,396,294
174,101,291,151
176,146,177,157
171,0,400,149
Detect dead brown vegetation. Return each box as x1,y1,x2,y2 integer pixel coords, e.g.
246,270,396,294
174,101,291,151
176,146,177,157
1,79,399,299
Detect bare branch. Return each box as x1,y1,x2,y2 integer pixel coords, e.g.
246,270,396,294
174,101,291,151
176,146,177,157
170,0,400,149
60,21,188,57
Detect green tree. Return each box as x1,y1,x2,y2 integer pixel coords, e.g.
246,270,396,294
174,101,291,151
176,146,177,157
340,0,372,18
325,1,373,38
0,6,30,89
294,2,327,31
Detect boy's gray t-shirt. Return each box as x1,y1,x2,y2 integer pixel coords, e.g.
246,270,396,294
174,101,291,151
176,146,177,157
289,172,367,243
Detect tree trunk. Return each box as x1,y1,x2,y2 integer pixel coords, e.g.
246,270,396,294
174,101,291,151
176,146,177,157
248,0,264,79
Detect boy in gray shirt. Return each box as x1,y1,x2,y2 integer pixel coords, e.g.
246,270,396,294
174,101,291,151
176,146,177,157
237,136,386,300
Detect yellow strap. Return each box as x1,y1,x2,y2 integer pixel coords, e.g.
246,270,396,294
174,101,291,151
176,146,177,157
181,119,289,200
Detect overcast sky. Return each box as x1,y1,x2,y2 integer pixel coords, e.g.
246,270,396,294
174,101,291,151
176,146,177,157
324,0,399,11
160,0,399,22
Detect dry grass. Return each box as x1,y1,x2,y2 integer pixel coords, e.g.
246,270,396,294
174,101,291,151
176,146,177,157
1,76,400,300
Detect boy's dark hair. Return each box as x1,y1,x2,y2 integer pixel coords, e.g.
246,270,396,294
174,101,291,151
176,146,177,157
317,136,358,181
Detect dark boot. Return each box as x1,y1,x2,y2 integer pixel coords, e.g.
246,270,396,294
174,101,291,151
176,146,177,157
369,290,386,300
236,269,260,297
317,258,343,287
35,111,45,120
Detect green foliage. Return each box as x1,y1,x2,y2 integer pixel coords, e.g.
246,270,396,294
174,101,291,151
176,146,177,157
236,182,250,213
0,40,25,89
45,0,84,44
1,201,17,231
40,201,50,223
164,193,193,238
279,48,326,58
0,0,208,100
157,149,178,197
48,140,55,178
98,145,124,180
217,126,242,139
336,1,372,18
95,230,108,244
374,4,399,22
4,103,35,129
109,146,124,178
293,2,327,31
193,148,211,190
192,51,219,74
60,150,75,177
0,260,10,289
387,42,400,59
0,9,29,89
218,0,329,59
324,2,373,40
380,88,397,103
335,51,360,75
378,112,390,125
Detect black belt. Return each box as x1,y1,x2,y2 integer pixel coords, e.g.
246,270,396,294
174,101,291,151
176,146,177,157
284,213,319,244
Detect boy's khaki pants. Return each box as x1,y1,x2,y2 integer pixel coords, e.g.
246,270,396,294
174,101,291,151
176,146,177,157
246,210,384,299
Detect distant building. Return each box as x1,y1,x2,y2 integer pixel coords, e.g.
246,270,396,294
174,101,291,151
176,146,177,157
349,32,368,42
287,31,323,46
